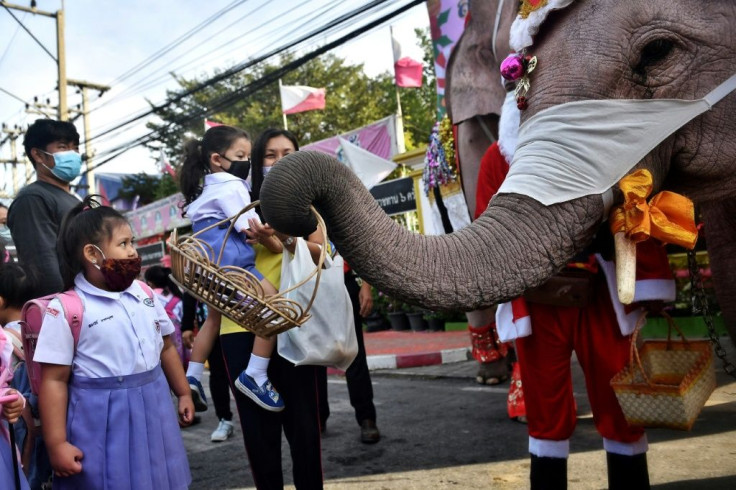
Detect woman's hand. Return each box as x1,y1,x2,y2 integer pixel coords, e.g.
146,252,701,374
0,389,24,423
358,281,373,318
48,441,83,477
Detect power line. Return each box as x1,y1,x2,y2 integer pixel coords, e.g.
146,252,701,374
0,87,27,104
85,0,396,146
107,0,249,87
0,10,24,70
1,4,56,61
84,0,426,174
88,0,316,116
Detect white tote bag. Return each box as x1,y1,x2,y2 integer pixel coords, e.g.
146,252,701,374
277,238,358,370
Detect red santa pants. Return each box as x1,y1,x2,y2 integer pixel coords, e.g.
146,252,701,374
515,276,644,444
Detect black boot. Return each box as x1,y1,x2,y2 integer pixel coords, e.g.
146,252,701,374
606,452,650,490
530,454,567,490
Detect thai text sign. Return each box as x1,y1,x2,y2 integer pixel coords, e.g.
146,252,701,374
137,241,166,268
370,177,416,216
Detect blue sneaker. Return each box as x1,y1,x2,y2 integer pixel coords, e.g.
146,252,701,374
188,376,208,412
234,372,285,412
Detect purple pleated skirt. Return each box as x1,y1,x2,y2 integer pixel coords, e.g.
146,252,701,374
0,427,30,490
53,365,191,490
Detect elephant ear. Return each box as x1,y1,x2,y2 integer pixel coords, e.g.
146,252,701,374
447,0,516,123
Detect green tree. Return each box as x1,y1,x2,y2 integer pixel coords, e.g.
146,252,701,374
116,173,178,206
147,29,437,163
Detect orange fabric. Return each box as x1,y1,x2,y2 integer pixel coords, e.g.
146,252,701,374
609,169,698,249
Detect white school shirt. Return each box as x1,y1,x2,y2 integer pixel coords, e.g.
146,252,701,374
33,274,174,378
185,172,260,232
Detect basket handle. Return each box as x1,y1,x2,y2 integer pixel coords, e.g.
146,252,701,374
660,310,689,351
628,310,691,386
629,311,653,386
271,205,328,318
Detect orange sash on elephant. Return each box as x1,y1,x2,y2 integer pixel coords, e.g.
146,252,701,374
609,169,698,249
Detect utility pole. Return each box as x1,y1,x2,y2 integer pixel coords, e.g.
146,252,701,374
390,26,407,154
0,125,23,196
68,79,110,195
1,1,67,120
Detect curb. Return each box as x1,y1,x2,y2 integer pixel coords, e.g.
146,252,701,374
367,347,471,371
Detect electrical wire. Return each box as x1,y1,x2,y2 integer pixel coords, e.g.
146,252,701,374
84,0,425,173
106,0,248,87
1,4,56,61
0,10,24,70
88,0,327,116
85,0,396,146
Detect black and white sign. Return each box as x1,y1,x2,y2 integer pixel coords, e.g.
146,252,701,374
370,177,416,216
137,241,166,268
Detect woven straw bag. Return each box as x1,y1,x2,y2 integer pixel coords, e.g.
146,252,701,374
610,311,716,430
169,201,326,338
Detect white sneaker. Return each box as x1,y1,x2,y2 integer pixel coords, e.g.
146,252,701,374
210,419,234,442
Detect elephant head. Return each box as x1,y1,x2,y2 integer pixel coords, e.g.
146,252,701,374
260,1,736,340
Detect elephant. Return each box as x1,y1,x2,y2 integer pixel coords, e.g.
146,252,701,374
445,0,517,217
259,0,736,347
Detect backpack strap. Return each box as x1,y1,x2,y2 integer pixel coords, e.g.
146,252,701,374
136,280,155,300
3,328,24,363
56,290,84,349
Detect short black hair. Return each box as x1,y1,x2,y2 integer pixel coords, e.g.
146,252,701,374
0,262,39,309
23,119,80,167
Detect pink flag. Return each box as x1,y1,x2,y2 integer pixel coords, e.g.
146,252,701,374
204,118,224,131
158,151,176,178
279,85,326,114
392,35,423,88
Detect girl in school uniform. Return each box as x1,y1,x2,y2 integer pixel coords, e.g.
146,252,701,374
34,196,193,490
0,327,29,489
180,125,285,413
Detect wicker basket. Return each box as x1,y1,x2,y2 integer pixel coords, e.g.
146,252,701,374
610,312,716,430
169,200,326,338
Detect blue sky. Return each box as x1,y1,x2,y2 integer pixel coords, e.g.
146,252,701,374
0,0,429,185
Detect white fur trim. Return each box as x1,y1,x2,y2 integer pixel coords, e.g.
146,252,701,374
509,0,576,52
498,91,521,162
496,301,532,342
633,279,676,303
596,255,642,336
529,437,570,458
603,435,648,456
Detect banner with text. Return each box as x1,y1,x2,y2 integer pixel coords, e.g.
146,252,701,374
126,193,190,239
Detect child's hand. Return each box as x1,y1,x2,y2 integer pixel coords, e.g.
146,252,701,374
178,393,195,427
0,390,23,423
48,441,83,477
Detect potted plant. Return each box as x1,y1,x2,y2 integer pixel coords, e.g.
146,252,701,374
424,310,447,332
407,308,429,331
365,288,390,332
384,294,410,331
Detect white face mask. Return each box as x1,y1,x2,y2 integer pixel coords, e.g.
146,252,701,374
262,166,273,177
497,73,736,207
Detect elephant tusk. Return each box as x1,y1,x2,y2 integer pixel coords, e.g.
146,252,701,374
614,232,637,304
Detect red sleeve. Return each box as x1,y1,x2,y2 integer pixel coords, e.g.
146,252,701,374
474,142,510,220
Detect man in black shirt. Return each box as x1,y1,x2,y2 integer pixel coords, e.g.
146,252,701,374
8,119,81,296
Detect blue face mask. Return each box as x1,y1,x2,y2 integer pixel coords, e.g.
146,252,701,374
40,149,82,182
262,166,272,177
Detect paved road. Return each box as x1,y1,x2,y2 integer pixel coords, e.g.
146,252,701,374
183,346,736,489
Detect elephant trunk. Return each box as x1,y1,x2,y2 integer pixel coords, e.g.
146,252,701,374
260,151,603,311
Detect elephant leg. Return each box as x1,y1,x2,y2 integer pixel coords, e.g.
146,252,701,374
701,199,736,347
455,115,498,217
467,309,510,385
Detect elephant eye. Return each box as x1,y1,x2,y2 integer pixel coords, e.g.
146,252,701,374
634,39,675,77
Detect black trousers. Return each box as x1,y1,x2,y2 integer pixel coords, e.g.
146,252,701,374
208,335,233,422
220,332,323,490
317,272,377,427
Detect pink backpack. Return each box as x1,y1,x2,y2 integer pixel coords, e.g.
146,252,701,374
20,281,154,395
